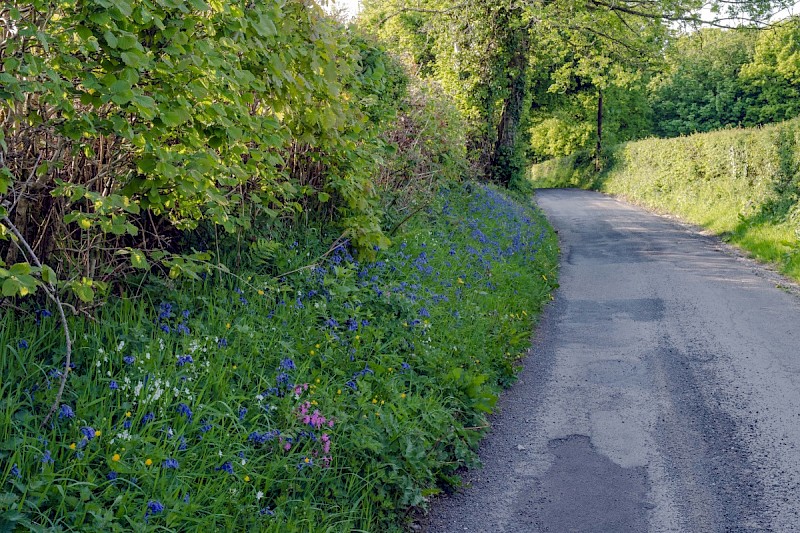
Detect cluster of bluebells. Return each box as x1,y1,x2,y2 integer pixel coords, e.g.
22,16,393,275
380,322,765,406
154,302,191,335
345,365,374,391
4,184,553,528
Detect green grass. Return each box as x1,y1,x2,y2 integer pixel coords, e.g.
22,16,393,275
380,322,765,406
0,183,558,532
529,119,800,281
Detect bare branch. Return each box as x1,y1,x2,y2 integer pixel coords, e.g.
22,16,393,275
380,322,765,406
1,215,73,428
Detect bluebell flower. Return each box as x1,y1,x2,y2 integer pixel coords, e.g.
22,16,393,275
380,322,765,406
177,355,194,367
160,324,171,333
41,450,53,464
176,403,193,421
238,407,247,420
215,461,234,474
182,310,190,319
141,412,155,425
361,319,369,327
345,380,357,390
80,427,96,440
158,303,173,320
123,356,135,365
199,421,212,433
418,308,430,318
176,323,190,335
324,318,338,328
346,318,358,331
401,362,411,370
59,404,75,419
109,381,118,390
37,309,53,318
218,338,228,348
162,458,179,469
279,359,295,371
178,436,188,451
183,492,190,504
17,340,28,350
260,506,275,516
276,372,290,385
107,471,117,481
10,464,20,478
123,419,132,429
145,500,164,520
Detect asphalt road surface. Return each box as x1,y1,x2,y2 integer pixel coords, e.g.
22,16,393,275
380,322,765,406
420,189,800,532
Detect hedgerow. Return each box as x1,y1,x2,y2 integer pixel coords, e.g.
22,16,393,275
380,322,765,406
529,117,800,278
0,0,406,301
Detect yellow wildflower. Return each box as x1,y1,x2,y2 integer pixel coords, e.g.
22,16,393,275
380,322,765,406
112,454,120,462
69,443,76,450
145,458,153,466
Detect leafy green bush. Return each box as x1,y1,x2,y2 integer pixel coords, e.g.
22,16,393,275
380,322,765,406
0,183,558,531
529,118,800,278
0,0,407,300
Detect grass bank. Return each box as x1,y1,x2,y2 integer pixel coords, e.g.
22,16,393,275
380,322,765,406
0,183,558,532
530,118,800,279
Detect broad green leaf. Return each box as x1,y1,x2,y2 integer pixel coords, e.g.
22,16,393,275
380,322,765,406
130,250,149,269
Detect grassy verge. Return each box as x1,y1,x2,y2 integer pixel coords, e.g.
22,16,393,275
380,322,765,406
0,183,558,532
530,119,800,279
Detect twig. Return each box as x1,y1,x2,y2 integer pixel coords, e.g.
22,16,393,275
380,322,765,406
389,202,431,236
274,233,351,280
1,215,72,427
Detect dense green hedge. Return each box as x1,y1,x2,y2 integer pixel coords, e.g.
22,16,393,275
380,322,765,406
530,118,800,277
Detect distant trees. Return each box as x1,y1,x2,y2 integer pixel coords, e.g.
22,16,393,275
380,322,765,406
647,19,800,137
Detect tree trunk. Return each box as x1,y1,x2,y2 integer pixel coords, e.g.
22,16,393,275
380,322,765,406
490,30,529,187
595,90,603,172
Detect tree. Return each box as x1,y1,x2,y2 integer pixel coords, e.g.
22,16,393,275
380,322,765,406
650,28,758,137
359,0,789,178
740,17,800,124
